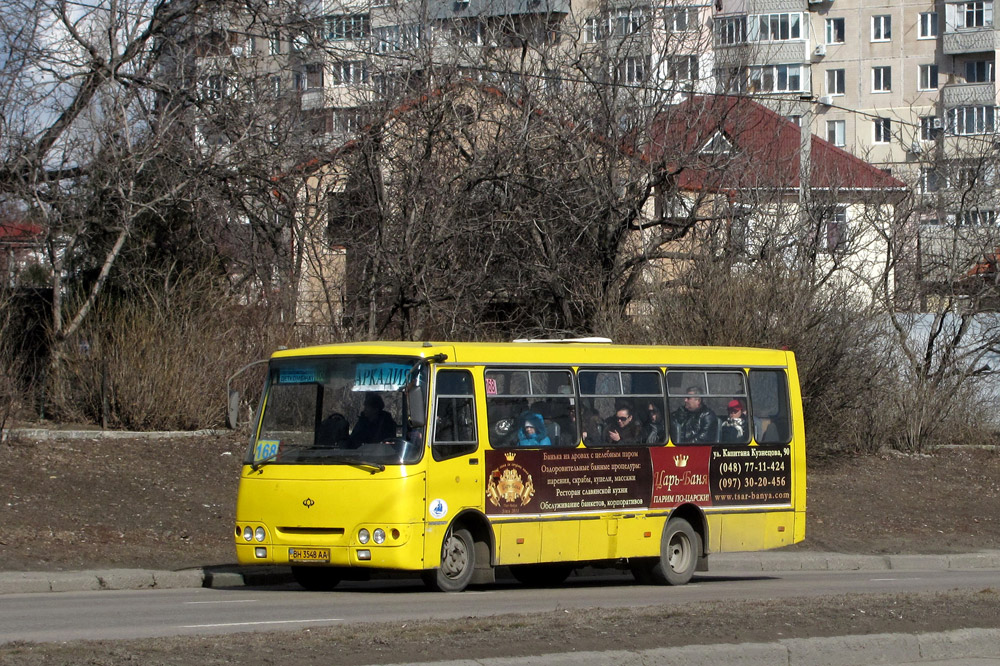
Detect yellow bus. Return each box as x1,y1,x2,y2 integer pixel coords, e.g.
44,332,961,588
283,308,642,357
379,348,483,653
234,340,805,592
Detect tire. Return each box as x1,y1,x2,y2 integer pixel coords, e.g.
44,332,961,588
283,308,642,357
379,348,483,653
509,563,573,587
659,517,699,586
291,566,343,591
423,528,475,592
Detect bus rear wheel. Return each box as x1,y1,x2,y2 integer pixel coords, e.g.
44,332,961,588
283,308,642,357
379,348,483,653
423,528,475,592
659,517,698,586
291,566,343,591
509,563,573,587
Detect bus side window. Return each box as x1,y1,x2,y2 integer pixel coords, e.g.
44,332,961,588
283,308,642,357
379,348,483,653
485,368,576,448
432,369,478,461
579,369,664,446
749,369,791,444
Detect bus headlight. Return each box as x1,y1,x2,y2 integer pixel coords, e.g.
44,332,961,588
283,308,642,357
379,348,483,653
243,526,253,541
254,527,266,542
373,529,386,544
358,528,370,544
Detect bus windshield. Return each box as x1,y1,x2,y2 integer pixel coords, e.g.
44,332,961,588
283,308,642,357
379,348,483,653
248,355,427,468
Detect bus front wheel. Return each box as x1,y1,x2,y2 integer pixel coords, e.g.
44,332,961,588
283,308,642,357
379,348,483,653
423,528,475,592
659,517,698,586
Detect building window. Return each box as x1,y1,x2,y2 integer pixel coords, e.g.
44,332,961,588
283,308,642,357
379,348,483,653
871,15,891,41
665,7,696,32
822,206,848,253
919,12,938,37
270,75,281,96
787,114,802,126
874,117,891,143
373,24,422,53
202,75,223,100
957,1,992,28
920,116,942,140
749,64,802,92
715,16,747,45
826,69,845,95
612,7,647,36
826,17,845,44
966,60,995,82
920,168,941,193
668,55,699,81
715,66,747,93
268,30,281,55
306,63,323,90
919,64,939,90
961,209,998,225
757,13,801,41
586,7,648,42
325,14,370,41
949,105,997,134
617,56,649,83
331,60,369,86
872,66,891,92
826,119,845,146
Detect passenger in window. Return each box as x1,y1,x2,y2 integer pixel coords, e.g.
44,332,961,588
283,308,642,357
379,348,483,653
517,412,552,447
580,406,604,446
645,402,666,443
720,399,749,443
670,387,719,444
606,404,643,445
350,393,398,446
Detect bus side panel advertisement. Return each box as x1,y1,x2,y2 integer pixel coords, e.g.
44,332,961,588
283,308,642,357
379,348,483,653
484,445,791,515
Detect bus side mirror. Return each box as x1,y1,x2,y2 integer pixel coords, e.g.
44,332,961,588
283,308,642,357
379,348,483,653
227,389,240,429
408,386,426,427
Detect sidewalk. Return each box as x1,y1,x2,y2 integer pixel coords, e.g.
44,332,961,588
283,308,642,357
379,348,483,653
378,629,1000,666
2,550,999,595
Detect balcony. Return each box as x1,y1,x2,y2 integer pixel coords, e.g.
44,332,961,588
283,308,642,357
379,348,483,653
714,40,809,67
428,0,570,20
941,81,998,107
943,2,998,54
944,27,1000,54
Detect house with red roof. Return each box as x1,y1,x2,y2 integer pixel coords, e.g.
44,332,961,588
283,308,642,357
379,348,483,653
638,95,909,303
0,218,45,288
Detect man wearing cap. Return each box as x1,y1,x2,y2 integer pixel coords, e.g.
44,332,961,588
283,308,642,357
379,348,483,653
720,399,749,443
669,387,719,444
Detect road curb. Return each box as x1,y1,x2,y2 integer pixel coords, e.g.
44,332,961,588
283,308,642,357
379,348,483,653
378,628,1000,666
2,550,1000,595
1,428,227,442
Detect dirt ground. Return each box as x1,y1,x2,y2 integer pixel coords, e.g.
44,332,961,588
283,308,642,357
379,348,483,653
2,432,1000,663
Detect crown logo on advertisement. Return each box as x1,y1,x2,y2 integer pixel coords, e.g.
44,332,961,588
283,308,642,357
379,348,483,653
674,455,689,467
504,451,517,461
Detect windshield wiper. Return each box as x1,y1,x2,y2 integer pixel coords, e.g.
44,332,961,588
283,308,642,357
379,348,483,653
249,444,311,472
324,456,386,474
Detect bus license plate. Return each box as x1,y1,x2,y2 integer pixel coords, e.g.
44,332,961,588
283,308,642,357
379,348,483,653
289,548,330,563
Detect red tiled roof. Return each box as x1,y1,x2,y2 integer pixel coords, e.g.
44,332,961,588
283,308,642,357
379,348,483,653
0,220,43,242
645,95,906,193
968,250,1000,276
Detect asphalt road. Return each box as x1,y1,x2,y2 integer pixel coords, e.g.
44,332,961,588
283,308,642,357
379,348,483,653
3,568,999,644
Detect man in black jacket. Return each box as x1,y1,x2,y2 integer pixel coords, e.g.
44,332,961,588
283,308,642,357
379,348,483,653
669,388,719,444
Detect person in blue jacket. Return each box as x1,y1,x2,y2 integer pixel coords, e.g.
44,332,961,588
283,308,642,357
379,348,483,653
516,412,552,447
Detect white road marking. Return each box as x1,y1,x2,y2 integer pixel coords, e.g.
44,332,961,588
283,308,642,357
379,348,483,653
182,618,343,628
183,600,259,605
